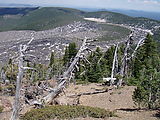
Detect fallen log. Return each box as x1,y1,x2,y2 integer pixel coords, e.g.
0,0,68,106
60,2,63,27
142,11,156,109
30,38,90,105
67,89,108,98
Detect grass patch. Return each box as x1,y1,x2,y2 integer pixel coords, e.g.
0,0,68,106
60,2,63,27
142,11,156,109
21,105,115,120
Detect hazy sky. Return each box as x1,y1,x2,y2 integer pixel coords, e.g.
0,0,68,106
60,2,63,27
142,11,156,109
1,0,160,12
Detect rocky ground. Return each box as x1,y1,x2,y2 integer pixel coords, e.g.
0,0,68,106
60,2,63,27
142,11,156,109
0,21,148,65
0,83,159,120
0,21,101,64
57,84,159,120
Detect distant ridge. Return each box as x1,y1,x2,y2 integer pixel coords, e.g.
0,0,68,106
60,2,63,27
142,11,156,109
100,9,160,21
0,3,37,7
77,8,160,21
0,7,159,32
0,7,84,31
0,7,39,15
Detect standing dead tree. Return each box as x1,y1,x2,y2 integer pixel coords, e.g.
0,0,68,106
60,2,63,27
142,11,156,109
110,43,119,85
117,32,134,86
10,35,35,120
0,68,6,83
129,37,145,60
116,31,148,86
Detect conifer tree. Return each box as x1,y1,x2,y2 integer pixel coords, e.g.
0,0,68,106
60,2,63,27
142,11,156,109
63,47,69,66
84,47,106,83
63,42,77,66
132,34,160,109
68,42,77,60
49,51,55,67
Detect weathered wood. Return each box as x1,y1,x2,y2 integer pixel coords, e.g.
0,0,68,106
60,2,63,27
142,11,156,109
10,45,24,120
103,77,116,82
63,38,87,79
36,38,89,104
117,31,147,86
129,37,145,59
10,35,35,120
110,44,119,85
0,68,6,83
68,89,108,97
42,80,66,104
117,32,134,86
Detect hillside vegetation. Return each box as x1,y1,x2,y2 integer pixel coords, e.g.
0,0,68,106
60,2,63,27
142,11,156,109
0,7,160,120
0,7,84,31
21,105,115,120
0,7,160,31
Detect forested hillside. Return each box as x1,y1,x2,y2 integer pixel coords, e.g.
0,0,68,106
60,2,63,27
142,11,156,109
0,7,159,120
0,7,159,31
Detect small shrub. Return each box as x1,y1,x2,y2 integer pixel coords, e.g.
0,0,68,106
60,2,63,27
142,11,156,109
0,106,4,113
132,86,147,109
0,85,2,92
3,84,15,96
21,105,115,120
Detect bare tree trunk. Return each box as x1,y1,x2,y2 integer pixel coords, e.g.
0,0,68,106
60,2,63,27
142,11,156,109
117,31,147,86
10,35,35,120
110,44,118,85
10,45,24,120
0,68,6,83
62,38,87,81
129,37,145,60
34,38,89,104
68,89,108,97
117,32,133,86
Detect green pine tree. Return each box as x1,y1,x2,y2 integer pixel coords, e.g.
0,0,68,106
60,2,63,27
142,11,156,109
63,42,77,66
49,52,55,67
132,34,160,109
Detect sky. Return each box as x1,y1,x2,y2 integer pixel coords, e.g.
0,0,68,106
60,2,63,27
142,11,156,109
0,0,160,12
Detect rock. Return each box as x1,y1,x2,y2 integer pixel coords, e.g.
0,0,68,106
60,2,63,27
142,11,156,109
54,96,79,105
0,97,12,112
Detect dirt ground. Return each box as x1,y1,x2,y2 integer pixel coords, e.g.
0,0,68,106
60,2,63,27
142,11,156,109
0,83,159,120
64,83,159,120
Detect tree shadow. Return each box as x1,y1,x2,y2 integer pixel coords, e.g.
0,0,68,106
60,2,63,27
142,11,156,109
116,108,139,112
154,110,160,118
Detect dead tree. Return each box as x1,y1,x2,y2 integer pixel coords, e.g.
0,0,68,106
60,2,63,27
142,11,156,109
0,68,6,83
117,31,148,86
117,32,134,86
110,43,119,85
68,89,108,97
32,37,90,105
10,35,35,120
129,37,145,60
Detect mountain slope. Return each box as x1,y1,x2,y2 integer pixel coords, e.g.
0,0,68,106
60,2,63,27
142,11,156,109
0,7,84,31
103,9,160,21
0,7,38,15
84,11,160,29
0,7,160,43
84,10,160,43
0,7,160,31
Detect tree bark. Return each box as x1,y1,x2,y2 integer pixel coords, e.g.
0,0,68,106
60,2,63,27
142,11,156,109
110,44,119,85
35,38,89,104
10,35,35,120
117,32,133,86
10,45,24,120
